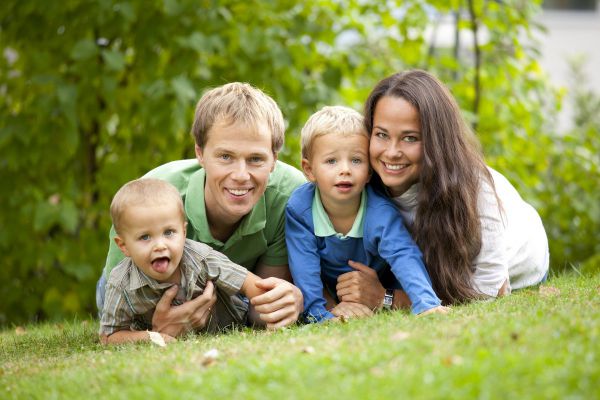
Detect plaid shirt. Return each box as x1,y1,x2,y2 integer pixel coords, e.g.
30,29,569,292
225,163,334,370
99,239,248,335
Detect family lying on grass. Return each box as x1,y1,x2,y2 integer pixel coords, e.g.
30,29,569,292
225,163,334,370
97,70,549,345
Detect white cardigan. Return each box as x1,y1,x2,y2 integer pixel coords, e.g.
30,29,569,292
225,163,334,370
392,167,549,297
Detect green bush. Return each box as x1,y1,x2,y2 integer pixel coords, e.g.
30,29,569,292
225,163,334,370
0,0,597,325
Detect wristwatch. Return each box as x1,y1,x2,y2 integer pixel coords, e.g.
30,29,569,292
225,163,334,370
382,289,394,310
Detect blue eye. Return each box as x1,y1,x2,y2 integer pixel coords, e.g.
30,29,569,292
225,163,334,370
164,229,175,237
139,234,150,241
220,154,231,161
375,131,388,139
351,158,362,165
326,158,336,165
249,156,264,164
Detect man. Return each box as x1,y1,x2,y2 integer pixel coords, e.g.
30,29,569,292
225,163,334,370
97,82,306,336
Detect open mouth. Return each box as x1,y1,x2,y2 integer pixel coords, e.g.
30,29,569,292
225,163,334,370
335,182,354,192
151,256,171,273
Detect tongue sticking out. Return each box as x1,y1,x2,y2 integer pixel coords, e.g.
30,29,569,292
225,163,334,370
152,257,170,273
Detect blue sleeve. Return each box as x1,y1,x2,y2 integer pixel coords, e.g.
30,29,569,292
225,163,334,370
366,192,441,314
285,194,334,323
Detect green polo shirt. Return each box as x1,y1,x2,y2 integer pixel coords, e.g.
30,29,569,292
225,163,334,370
103,159,306,276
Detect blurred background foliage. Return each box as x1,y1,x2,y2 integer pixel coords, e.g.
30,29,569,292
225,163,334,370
1,0,598,325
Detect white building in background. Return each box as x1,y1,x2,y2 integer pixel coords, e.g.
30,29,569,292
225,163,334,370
537,0,600,130
421,1,599,131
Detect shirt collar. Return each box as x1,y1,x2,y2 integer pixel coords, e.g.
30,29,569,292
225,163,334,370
185,169,266,248
312,187,366,239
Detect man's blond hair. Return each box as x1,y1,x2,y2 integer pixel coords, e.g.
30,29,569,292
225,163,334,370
301,105,367,160
191,82,285,154
110,179,184,233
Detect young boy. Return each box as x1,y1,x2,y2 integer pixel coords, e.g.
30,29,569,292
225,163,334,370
285,106,447,323
99,178,265,345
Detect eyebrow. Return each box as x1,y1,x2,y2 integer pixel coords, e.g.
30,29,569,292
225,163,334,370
373,125,420,134
213,147,270,156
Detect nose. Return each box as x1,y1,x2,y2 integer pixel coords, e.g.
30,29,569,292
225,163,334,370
339,159,351,175
384,140,403,158
231,160,250,181
153,238,167,251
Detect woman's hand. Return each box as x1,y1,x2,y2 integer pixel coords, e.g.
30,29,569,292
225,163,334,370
330,301,374,320
418,305,451,316
151,280,217,337
336,260,385,310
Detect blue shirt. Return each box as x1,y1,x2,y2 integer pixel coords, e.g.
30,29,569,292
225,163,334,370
285,183,441,322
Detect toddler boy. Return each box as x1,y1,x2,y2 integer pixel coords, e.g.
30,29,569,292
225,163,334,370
285,106,446,322
100,178,265,344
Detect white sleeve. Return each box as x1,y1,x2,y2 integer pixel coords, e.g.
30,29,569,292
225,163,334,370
471,176,510,298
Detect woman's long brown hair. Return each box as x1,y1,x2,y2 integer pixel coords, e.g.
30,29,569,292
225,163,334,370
364,70,494,304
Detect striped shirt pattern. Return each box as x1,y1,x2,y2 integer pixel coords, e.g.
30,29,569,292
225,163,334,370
100,239,248,335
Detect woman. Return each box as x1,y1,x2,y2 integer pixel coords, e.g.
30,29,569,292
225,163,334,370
337,70,548,306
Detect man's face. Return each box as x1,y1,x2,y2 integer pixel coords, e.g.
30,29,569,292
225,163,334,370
196,118,276,228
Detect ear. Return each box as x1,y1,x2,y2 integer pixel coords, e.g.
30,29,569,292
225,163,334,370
301,158,316,182
114,235,130,257
183,221,188,236
195,144,204,167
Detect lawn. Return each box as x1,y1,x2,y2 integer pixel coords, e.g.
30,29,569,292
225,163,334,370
1,272,599,399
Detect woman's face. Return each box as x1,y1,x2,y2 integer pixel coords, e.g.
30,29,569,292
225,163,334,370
369,96,423,197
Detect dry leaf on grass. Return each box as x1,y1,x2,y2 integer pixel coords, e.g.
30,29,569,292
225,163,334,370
201,348,219,366
391,331,410,341
539,285,561,297
442,355,464,366
301,346,315,354
15,326,26,336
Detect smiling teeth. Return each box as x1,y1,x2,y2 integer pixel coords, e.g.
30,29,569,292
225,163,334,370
384,162,407,170
229,189,249,196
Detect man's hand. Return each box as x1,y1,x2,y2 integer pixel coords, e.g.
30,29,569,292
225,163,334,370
250,278,303,330
330,301,373,320
336,260,385,310
152,280,217,337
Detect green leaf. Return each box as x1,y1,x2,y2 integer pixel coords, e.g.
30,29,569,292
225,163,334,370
171,75,196,103
102,49,126,72
70,39,98,61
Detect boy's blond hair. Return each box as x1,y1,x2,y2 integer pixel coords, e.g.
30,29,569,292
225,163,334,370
191,82,285,154
110,179,184,234
301,106,367,160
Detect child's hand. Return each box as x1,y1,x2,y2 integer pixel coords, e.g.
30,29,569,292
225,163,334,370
330,301,373,320
418,305,451,316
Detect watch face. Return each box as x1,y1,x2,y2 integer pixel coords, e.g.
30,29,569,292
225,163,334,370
383,289,394,309
383,294,393,308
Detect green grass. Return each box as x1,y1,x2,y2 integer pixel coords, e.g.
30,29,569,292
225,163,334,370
2,272,599,399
